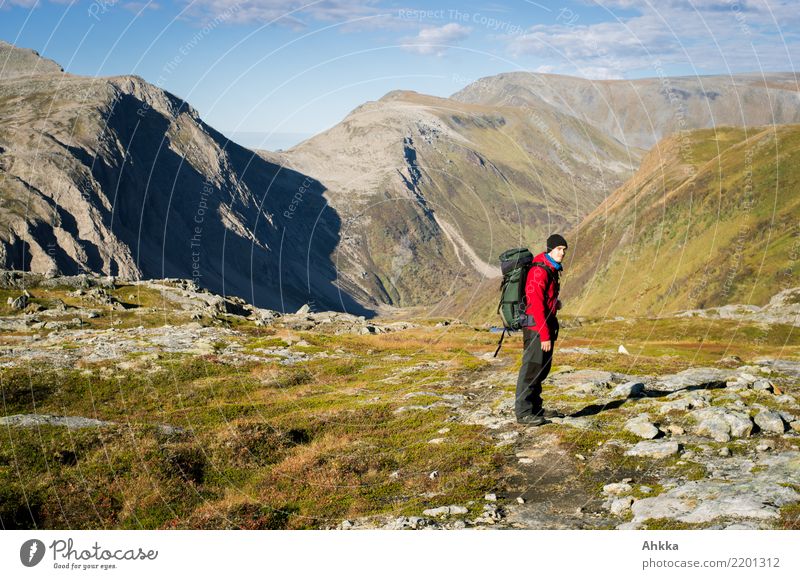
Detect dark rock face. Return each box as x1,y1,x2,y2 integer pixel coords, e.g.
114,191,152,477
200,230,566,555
0,44,373,317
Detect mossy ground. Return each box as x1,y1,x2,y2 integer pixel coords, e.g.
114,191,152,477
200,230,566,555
2,302,799,529
0,320,509,529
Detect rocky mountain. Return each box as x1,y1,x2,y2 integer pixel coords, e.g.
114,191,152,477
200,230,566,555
4,38,799,317
452,71,800,150
272,88,638,308
276,71,800,310
0,41,371,316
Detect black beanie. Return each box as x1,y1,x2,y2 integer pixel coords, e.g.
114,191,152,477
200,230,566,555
546,234,568,252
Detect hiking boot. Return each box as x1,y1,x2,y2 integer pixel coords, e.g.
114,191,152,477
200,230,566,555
542,409,565,419
516,414,551,426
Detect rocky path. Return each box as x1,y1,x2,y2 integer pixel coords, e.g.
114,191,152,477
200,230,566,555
348,352,800,530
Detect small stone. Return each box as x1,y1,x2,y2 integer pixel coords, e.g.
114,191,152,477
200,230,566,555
340,520,353,529
603,483,633,496
575,454,586,461
485,493,497,502
738,372,759,384
754,410,785,434
518,457,534,464
756,441,774,452
790,421,800,433
618,344,630,355
625,440,680,459
428,438,445,444
429,470,439,479
718,447,731,457
639,486,653,494
624,417,660,439
666,424,685,435
517,497,525,504
438,427,450,434
610,496,635,516
752,380,774,392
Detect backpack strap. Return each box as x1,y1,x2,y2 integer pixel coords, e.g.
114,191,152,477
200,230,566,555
521,263,559,327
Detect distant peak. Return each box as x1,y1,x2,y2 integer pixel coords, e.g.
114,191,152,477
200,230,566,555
378,90,421,102
0,40,64,80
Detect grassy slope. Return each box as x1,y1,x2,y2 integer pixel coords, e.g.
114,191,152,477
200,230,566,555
551,124,800,316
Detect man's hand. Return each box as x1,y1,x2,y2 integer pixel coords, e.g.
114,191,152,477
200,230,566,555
541,340,552,352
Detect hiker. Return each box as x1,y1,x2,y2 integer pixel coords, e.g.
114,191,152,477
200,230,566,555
515,234,568,426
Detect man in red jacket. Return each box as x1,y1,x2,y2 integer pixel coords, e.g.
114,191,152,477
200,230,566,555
516,234,568,426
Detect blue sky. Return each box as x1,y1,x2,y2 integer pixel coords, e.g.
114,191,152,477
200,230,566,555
1,0,798,149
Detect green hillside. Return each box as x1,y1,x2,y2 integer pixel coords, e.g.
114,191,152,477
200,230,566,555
561,124,800,316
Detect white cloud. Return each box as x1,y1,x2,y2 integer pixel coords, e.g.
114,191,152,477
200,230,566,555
123,1,160,13
2,0,41,7
180,0,385,28
401,23,472,56
508,0,800,78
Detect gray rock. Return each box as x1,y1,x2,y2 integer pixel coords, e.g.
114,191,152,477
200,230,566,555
752,379,774,392
692,409,732,442
610,381,645,399
610,496,635,516
657,367,728,390
629,462,800,524
624,417,660,439
385,516,436,530
754,411,785,434
724,410,754,438
659,394,709,414
9,293,28,310
0,414,114,429
422,505,468,517
548,369,616,394
625,440,680,459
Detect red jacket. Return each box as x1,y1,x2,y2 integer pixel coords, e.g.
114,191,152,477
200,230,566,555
523,252,561,341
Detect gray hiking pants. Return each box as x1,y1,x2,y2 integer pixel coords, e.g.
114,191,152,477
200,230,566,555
515,327,554,418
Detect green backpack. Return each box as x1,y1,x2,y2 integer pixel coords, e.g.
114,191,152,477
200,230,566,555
493,248,554,357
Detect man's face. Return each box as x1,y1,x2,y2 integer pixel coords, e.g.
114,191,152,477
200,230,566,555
549,245,567,263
